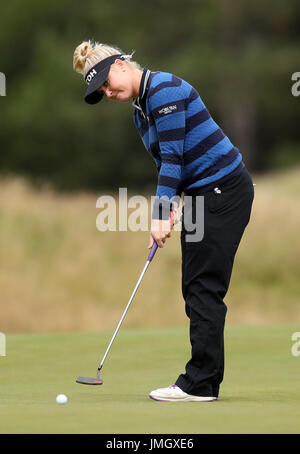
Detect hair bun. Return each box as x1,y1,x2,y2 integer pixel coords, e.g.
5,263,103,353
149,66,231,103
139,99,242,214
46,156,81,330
73,41,93,74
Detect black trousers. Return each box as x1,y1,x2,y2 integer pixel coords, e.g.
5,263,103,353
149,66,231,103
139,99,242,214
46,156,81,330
175,167,254,397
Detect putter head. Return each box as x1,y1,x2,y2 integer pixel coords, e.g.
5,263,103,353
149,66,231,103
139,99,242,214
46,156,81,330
76,376,103,385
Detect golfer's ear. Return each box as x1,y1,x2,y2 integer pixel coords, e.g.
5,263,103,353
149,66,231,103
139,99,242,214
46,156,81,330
114,59,126,71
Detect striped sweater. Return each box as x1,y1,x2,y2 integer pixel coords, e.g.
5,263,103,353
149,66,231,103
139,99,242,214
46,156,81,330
133,69,244,219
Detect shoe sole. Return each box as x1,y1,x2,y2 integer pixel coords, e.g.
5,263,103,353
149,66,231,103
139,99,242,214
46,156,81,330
149,394,217,402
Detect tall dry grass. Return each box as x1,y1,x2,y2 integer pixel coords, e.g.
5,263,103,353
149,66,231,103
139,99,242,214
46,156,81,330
0,167,299,334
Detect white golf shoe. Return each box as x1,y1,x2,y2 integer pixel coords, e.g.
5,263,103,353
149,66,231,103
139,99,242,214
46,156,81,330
149,384,217,402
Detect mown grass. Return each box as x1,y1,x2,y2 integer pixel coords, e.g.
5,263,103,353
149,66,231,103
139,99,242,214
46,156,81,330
0,325,299,434
0,167,299,334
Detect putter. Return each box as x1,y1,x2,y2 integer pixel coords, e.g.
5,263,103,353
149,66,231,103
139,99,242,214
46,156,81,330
76,241,158,385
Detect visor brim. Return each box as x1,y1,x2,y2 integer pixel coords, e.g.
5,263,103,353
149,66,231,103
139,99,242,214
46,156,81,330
84,66,110,105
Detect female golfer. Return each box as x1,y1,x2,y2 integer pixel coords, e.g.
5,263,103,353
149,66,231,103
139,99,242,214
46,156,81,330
73,41,254,402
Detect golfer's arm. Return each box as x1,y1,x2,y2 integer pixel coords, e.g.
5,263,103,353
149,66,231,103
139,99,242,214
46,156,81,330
151,110,185,220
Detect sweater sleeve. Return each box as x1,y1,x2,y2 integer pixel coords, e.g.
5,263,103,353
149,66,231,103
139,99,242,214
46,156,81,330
148,84,187,220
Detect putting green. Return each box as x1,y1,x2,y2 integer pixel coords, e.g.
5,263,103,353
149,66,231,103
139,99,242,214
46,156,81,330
0,325,299,434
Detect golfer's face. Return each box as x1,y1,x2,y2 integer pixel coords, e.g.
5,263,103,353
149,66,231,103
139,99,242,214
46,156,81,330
98,63,134,102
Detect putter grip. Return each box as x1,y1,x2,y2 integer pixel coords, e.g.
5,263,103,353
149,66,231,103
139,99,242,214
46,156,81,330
147,242,158,262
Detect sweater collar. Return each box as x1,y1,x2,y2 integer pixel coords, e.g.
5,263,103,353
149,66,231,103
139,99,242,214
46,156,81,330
138,68,151,100
132,68,151,114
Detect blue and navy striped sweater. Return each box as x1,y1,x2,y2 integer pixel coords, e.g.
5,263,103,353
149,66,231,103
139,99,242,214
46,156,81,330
133,69,244,219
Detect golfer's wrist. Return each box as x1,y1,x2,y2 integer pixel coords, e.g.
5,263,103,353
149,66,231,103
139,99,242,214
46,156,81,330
152,197,172,220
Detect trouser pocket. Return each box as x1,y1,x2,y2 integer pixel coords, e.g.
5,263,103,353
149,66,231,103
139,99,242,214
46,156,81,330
208,170,254,215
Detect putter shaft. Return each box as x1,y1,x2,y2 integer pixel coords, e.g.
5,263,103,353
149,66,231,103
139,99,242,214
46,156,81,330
96,243,158,377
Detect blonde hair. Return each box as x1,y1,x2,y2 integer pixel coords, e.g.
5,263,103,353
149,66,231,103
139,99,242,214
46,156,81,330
73,40,142,77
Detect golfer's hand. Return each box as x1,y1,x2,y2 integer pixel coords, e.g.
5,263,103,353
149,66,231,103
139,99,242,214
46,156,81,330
148,218,172,249
170,206,180,227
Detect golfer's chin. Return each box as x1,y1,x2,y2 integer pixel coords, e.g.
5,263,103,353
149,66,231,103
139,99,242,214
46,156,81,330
112,92,133,102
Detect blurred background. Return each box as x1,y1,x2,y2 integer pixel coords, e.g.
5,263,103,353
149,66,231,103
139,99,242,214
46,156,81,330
1,0,300,333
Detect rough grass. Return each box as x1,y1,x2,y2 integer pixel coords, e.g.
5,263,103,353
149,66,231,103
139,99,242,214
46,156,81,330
0,167,299,334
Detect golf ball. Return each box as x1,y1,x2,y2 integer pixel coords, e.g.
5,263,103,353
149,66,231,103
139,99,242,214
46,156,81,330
56,394,68,405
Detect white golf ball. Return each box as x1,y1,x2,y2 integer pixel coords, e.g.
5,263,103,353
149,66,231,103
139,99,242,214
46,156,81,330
56,394,68,405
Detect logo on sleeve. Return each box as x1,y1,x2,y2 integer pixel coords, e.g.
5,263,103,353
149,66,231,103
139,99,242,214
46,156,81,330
158,105,177,115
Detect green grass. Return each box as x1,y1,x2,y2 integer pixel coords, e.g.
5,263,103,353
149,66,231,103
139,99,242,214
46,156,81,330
1,325,300,434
